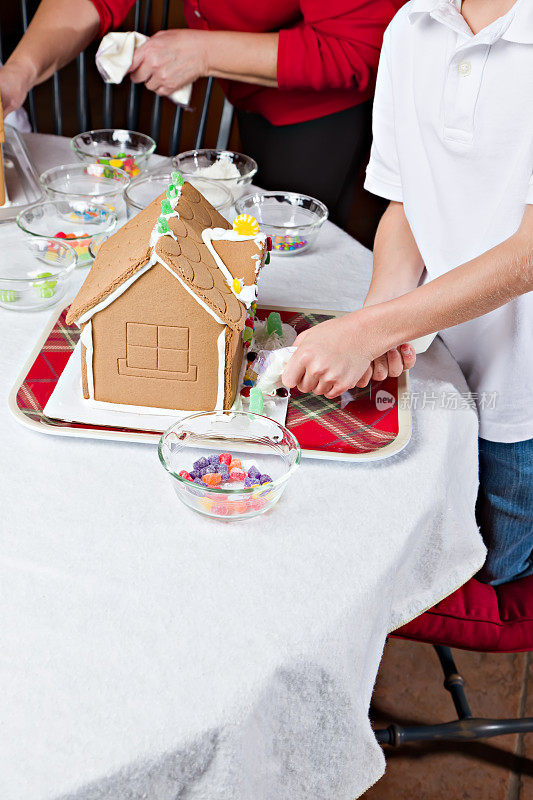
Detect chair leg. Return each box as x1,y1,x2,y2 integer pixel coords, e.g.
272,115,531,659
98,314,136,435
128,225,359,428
374,644,533,747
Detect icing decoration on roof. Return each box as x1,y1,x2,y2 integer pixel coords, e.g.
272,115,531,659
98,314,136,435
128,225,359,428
161,198,173,215
157,216,170,234
172,170,185,187
233,214,259,236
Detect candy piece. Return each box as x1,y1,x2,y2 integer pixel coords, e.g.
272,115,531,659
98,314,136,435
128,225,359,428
251,300,257,315
243,379,254,387
266,236,272,251
179,470,193,481
203,473,222,486
193,457,208,470
232,278,242,294
167,184,179,199
208,454,220,465
229,468,246,482
0,289,17,302
245,316,254,328
171,171,184,186
244,475,258,487
161,198,173,215
248,466,260,479
233,213,259,236
108,158,124,168
246,351,257,362
240,386,251,398
229,458,242,470
193,478,204,485
198,497,214,512
249,387,264,414
217,464,230,480
116,152,127,158
219,452,232,465
54,231,66,238
265,252,271,265
266,311,283,338
276,387,289,398
157,216,170,234
212,503,230,516
189,470,198,480
243,341,251,349
259,474,272,485
243,327,253,343
33,272,57,298
230,500,248,514
131,167,140,177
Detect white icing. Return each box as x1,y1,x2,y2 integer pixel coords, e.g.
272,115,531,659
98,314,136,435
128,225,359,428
80,320,94,399
201,227,266,308
194,156,240,182
215,329,226,410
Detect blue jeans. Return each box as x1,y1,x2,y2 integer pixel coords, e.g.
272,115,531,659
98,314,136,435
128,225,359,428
476,438,533,585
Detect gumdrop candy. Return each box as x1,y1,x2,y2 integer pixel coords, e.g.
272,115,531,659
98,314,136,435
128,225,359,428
212,503,230,516
219,453,232,465
247,465,260,478
229,458,242,470
203,473,222,486
244,475,259,487
189,470,198,480
217,465,230,480
208,454,220,465
230,500,248,514
179,470,192,481
259,474,272,484
193,457,208,470
240,387,251,398
193,478,204,485
229,468,246,482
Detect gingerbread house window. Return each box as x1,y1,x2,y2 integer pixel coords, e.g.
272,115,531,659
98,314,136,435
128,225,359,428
118,322,197,380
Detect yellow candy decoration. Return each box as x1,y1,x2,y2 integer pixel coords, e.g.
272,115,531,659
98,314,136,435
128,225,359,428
232,214,259,236
232,278,242,294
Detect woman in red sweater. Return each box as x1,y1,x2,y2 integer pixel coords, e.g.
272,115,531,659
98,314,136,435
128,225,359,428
0,0,403,224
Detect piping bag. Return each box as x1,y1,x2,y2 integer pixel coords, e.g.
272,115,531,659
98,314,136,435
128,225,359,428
253,347,296,396
96,32,192,106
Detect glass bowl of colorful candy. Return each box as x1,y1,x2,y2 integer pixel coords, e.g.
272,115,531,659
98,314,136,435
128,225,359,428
0,229,77,311
125,171,233,219
235,191,328,255
172,149,257,200
71,129,156,177
39,162,130,218
159,411,301,520
17,199,117,267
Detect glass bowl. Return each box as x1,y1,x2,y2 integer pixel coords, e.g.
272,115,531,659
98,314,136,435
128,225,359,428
17,199,117,267
0,232,77,311
39,162,130,218
235,191,328,255
70,128,156,177
172,149,257,200
159,411,301,520
125,171,233,219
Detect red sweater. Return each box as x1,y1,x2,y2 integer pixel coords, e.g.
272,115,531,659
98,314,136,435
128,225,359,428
90,0,404,125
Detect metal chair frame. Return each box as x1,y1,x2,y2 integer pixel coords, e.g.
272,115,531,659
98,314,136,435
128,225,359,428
2,0,234,153
375,644,533,747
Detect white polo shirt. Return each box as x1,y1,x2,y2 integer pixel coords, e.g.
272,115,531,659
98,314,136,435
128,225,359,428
365,0,533,443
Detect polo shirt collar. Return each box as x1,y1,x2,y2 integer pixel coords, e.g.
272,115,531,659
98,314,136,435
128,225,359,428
408,0,533,45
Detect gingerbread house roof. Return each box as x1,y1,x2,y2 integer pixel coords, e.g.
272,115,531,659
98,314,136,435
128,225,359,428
66,182,256,331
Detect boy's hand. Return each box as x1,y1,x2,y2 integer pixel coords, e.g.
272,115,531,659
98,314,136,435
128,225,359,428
0,62,32,116
369,344,416,383
282,313,374,399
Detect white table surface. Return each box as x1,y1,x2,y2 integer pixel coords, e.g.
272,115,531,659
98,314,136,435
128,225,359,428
0,134,486,800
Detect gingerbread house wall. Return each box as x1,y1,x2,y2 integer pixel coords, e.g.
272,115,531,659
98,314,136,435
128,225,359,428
89,263,227,411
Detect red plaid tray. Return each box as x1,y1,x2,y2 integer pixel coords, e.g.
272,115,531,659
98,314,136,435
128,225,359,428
10,304,411,459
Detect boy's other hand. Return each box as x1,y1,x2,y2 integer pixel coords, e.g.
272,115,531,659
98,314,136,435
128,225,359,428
282,313,374,399
369,344,416,384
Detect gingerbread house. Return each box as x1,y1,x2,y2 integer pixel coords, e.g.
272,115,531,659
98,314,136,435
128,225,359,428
66,177,269,412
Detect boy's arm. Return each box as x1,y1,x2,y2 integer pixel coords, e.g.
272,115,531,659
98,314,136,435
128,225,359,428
0,0,101,115
362,200,425,382
283,205,533,397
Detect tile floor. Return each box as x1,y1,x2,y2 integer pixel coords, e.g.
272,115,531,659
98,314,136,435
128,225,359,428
365,639,532,800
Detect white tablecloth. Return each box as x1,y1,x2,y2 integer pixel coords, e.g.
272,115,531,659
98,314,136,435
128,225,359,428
0,134,486,800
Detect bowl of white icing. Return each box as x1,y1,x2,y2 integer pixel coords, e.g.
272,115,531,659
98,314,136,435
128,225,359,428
172,149,257,200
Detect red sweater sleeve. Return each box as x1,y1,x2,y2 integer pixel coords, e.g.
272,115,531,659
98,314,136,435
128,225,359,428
89,0,138,36
277,0,404,93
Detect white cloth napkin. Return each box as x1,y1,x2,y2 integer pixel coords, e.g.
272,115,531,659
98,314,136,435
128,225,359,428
95,31,192,106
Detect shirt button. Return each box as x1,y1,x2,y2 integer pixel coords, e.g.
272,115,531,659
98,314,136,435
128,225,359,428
194,9,202,17
457,60,472,77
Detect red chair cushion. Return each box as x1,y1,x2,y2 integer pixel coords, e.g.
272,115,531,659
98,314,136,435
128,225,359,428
391,574,533,652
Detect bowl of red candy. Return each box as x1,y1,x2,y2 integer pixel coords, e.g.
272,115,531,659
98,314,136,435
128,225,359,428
158,411,301,520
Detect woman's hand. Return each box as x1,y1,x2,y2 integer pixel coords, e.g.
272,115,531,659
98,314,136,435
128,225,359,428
129,29,209,96
282,312,375,399
0,62,33,116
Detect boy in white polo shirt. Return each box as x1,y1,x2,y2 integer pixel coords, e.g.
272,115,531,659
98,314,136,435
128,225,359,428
283,0,533,584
